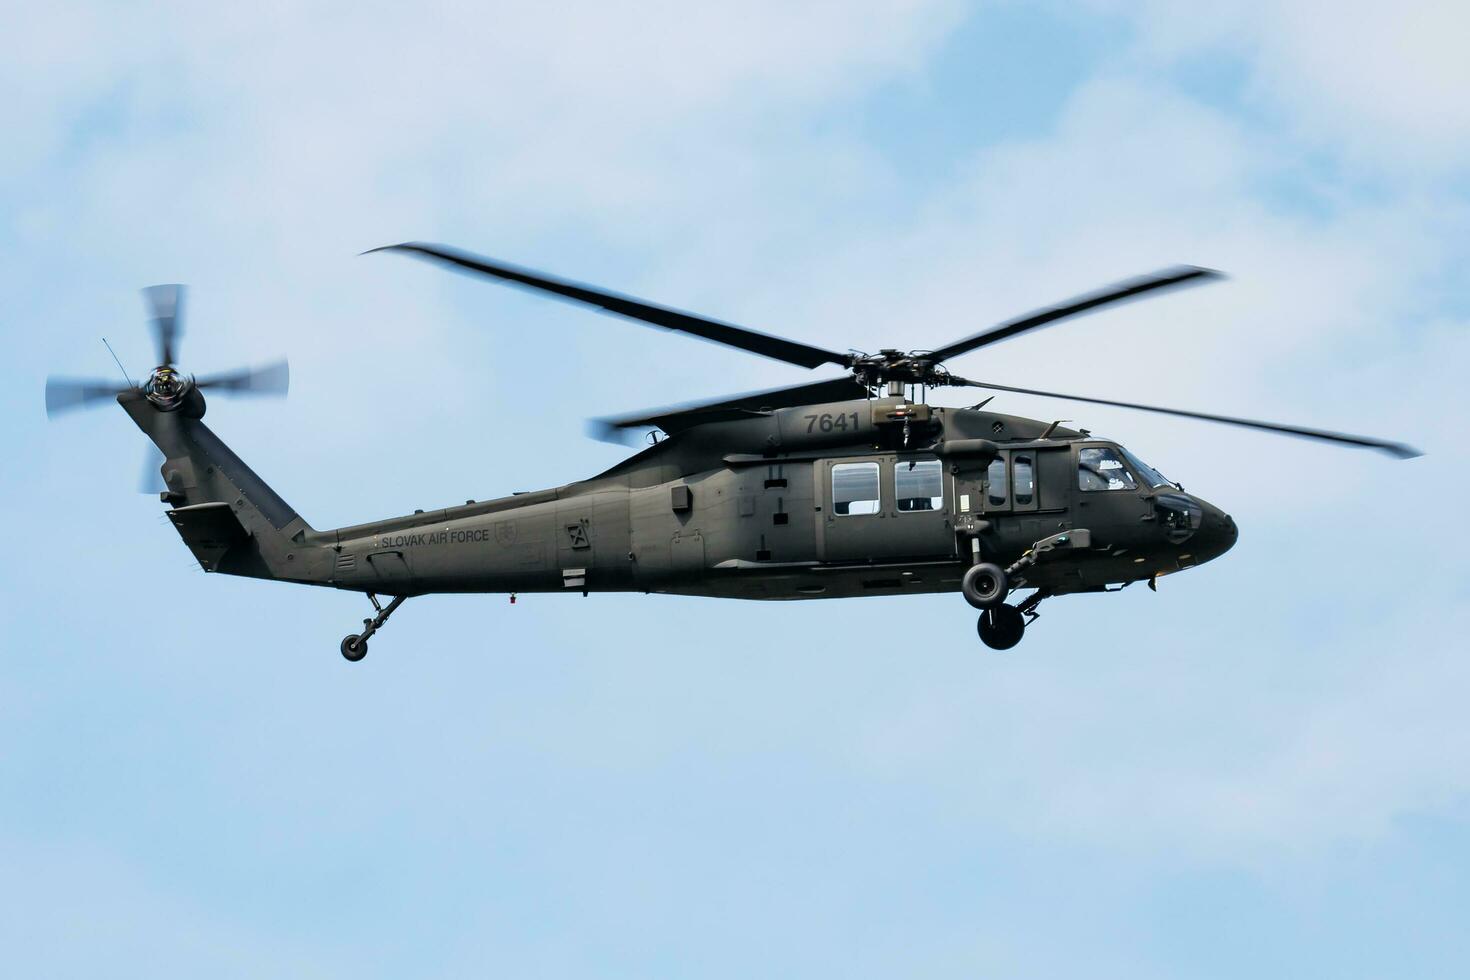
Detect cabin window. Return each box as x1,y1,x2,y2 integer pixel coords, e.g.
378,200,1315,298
896,458,943,512
832,462,881,515
1012,453,1035,506
1078,446,1137,491
986,458,1008,507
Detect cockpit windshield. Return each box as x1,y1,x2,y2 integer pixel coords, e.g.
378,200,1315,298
1118,446,1177,489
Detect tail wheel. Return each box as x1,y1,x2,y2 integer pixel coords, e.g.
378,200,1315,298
961,562,1008,609
978,605,1026,650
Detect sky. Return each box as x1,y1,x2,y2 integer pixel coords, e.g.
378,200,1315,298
3,1,1469,976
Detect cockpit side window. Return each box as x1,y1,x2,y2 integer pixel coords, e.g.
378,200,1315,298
1078,446,1137,491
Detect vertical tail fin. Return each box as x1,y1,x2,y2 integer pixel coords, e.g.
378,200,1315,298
120,390,331,584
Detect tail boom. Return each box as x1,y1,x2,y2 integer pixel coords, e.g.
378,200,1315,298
120,390,330,585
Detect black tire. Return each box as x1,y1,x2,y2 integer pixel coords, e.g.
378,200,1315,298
977,604,1025,650
341,634,368,662
961,562,1008,610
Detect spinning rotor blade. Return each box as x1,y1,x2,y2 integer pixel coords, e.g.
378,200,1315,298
44,377,129,418
590,376,869,443
143,284,184,365
140,445,167,494
927,266,1222,365
370,242,853,371
195,359,290,396
947,375,1422,458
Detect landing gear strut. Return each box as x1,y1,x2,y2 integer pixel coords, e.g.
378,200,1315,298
962,528,1087,651
341,593,408,662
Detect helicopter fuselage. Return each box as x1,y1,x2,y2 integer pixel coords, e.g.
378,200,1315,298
119,388,1237,661
284,396,1238,602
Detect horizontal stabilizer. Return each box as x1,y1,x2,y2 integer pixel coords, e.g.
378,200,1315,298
166,501,250,572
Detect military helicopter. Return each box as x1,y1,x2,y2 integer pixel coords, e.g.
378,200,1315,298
45,244,1419,660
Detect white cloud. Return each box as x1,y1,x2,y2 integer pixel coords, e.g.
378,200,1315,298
6,8,1470,962
3,0,966,513
1091,0,1470,172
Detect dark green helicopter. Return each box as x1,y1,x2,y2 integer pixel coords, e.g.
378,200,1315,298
45,245,1419,660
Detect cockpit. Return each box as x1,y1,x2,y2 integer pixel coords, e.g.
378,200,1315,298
1076,444,1178,492
1077,442,1211,546
1119,446,1178,489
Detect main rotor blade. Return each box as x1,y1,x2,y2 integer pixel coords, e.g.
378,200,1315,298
44,377,129,418
142,284,185,366
927,266,1222,365
590,375,869,443
195,359,289,396
947,375,1422,459
370,242,853,371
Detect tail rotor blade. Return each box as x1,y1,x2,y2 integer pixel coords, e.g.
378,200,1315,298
143,284,184,365
45,377,128,418
139,445,166,493
195,359,289,396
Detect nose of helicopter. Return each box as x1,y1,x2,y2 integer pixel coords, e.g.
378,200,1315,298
1190,498,1238,563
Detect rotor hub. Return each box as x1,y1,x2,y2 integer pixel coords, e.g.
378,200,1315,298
848,349,945,388
43,281,287,425
145,365,192,410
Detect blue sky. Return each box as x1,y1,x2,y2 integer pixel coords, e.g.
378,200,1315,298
3,2,1469,976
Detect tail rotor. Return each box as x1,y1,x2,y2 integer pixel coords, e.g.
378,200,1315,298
45,284,290,490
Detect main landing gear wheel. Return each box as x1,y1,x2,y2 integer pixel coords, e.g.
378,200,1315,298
341,634,368,662
977,604,1026,650
961,562,1008,610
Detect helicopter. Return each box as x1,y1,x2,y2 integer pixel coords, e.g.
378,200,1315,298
45,244,1420,661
